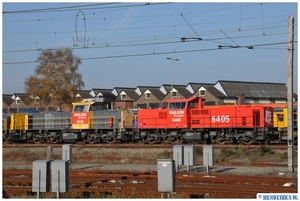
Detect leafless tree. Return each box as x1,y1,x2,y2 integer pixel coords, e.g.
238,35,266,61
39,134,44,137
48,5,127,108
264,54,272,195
25,48,85,111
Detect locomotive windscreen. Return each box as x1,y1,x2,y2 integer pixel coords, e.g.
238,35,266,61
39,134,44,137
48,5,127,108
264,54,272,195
169,102,186,109
74,105,89,112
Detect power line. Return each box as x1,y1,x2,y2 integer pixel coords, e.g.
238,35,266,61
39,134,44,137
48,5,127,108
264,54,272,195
3,3,297,66
3,13,294,47
3,3,169,14
3,41,297,65
3,29,294,54
3,16,294,45
3,3,117,14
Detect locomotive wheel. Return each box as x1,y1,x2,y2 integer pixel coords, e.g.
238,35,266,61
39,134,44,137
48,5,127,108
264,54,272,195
148,140,156,144
170,138,179,144
236,137,244,144
33,136,42,144
180,138,187,144
83,138,87,144
51,138,59,144
3,136,10,144
47,136,58,144
3,139,11,144
147,136,157,144
102,136,115,144
147,138,157,144
163,137,178,144
142,138,149,144
107,137,116,144
216,137,226,145
204,139,212,144
243,139,255,145
216,139,226,145
87,137,96,144
46,138,52,144
230,138,238,144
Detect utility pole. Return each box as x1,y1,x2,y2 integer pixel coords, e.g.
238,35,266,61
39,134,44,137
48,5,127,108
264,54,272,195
287,16,294,172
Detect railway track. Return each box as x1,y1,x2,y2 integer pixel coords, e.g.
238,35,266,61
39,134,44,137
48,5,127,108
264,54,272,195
3,170,297,199
2,143,295,150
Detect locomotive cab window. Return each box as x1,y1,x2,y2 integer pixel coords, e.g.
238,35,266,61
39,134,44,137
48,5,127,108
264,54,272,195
90,103,107,111
276,114,284,121
188,101,197,108
169,102,186,109
74,105,89,112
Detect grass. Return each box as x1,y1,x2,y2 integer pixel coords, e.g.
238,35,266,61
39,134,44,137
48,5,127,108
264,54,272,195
211,145,297,164
2,145,297,167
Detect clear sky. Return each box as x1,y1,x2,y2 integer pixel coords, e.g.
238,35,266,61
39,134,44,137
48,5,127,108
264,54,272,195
2,1,298,94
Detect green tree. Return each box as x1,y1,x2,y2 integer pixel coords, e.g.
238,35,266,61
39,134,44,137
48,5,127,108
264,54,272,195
25,48,84,111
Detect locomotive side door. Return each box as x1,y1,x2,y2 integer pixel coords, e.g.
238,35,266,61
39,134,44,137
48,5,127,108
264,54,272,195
167,101,188,128
72,102,91,129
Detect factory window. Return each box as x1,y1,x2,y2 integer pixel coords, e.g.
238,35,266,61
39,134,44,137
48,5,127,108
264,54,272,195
171,91,177,98
76,94,81,102
199,90,206,96
145,93,151,99
121,94,126,100
35,97,40,104
16,98,20,105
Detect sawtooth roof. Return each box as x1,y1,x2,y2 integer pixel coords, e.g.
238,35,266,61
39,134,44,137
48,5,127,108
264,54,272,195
2,94,14,106
215,80,287,98
120,88,140,101
136,86,165,100
201,84,227,98
90,88,116,102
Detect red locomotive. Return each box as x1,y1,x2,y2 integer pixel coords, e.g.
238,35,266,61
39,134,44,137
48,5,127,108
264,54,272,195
138,96,273,144
3,96,278,145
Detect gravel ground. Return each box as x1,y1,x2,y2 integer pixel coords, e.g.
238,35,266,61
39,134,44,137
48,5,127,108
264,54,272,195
2,145,298,178
2,159,298,178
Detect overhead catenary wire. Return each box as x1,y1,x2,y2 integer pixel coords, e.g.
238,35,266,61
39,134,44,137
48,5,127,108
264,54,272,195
92,13,95,45
3,3,117,14
3,15,294,51
3,22,294,53
3,22,292,53
104,18,109,47
3,3,297,66
4,19,291,39
239,3,242,31
2,2,255,21
3,1,295,50
181,13,202,40
4,13,294,55
3,40,296,65
2,2,169,14
2,32,293,56
3,28,295,54
261,3,266,35
3,10,294,36
153,36,156,54
220,29,240,47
